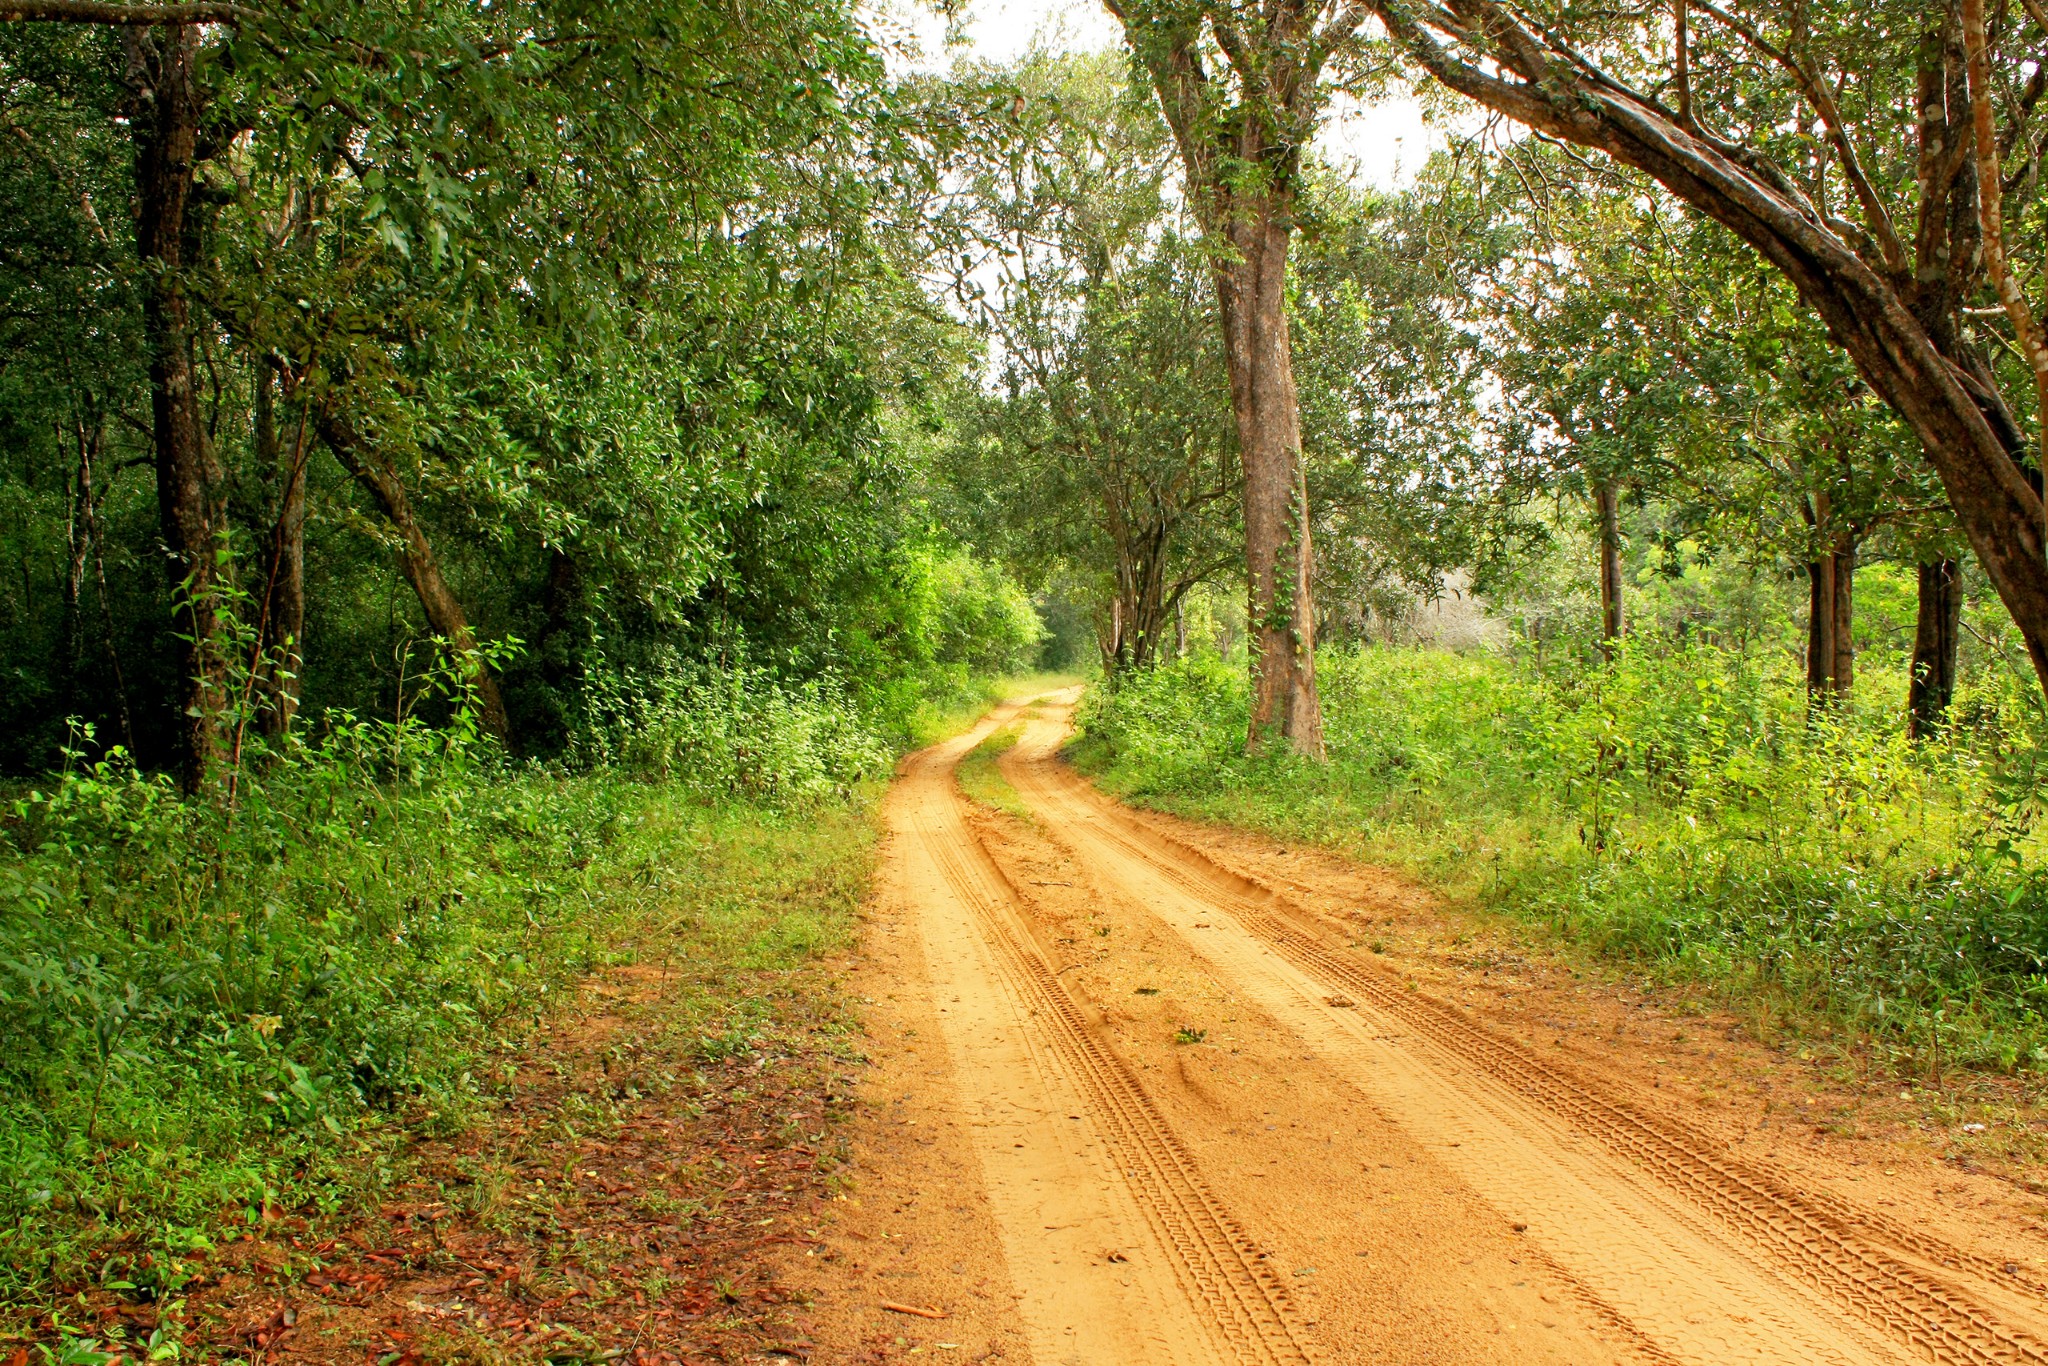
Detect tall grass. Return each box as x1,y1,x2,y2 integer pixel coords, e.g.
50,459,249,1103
1075,642,2048,1074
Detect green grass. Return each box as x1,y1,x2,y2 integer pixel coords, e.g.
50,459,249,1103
956,720,1033,820
1074,643,2048,1077
0,714,882,1323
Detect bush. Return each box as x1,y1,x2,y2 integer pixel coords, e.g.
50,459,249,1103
0,646,910,1304
579,655,891,802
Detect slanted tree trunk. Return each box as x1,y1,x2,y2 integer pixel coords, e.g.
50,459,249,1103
318,407,511,743
1215,200,1324,755
127,22,223,791
252,359,306,736
1909,558,1963,737
1594,479,1623,655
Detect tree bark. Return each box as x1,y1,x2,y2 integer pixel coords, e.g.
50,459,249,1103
253,359,306,736
1217,203,1324,756
317,407,511,743
1104,0,1336,758
1369,0,2048,699
1805,539,1856,704
1909,557,1963,737
127,22,223,792
1805,556,1834,701
1595,479,1623,654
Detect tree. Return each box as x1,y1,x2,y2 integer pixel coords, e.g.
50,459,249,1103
1105,0,1386,755
940,56,1239,676
1367,0,2048,701
0,0,973,777
1288,169,1495,638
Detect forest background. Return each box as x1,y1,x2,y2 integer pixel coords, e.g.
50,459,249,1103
7,0,2048,1342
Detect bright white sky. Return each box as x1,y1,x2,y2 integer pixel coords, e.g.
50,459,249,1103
872,0,1445,191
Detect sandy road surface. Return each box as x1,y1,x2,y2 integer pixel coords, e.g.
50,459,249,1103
780,692,2048,1364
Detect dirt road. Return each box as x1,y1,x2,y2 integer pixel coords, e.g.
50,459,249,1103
781,692,2048,1364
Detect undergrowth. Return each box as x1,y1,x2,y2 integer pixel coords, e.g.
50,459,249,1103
0,663,892,1322
1074,643,2048,1077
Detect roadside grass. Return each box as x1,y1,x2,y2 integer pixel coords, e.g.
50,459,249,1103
0,663,1053,1351
1,745,880,1349
1073,645,2048,1080
956,721,1033,821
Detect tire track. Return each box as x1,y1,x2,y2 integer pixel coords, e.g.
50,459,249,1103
906,743,1314,1366
1025,752,2048,1366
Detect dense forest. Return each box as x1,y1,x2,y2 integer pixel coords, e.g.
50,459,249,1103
9,0,2048,1352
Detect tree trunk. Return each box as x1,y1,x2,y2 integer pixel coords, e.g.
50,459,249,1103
1216,199,1324,758
253,359,306,736
1909,557,1963,737
128,23,223,792
1805,540,1856,705
1595,478,1623,655
318,408,511,743
1805,556,1834,701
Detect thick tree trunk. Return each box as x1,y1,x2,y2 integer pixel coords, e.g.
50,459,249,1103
318,408,511,743
128,23,223,791
253,360,306,736
1909,557,1963,737
1595,479,1623,655
1805,556,1834,701
1215,200,1324,758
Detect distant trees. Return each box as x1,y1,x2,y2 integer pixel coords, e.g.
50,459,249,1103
937,56,1240,678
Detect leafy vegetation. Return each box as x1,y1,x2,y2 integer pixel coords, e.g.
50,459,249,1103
956,720,1033,822
1077,635,2048,1075
0,659,896,1308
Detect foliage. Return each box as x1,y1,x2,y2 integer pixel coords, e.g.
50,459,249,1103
0,679,887,1310
0,0,997,775
934,53,1239,674
1076,640,2048,1073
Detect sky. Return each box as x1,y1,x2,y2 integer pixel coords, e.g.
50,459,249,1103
873,0,1445,192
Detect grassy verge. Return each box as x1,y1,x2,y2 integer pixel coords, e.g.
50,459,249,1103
1073,646,2048,1078
956,721,1032,821
0,662,1053,1351
2,738,880,1343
